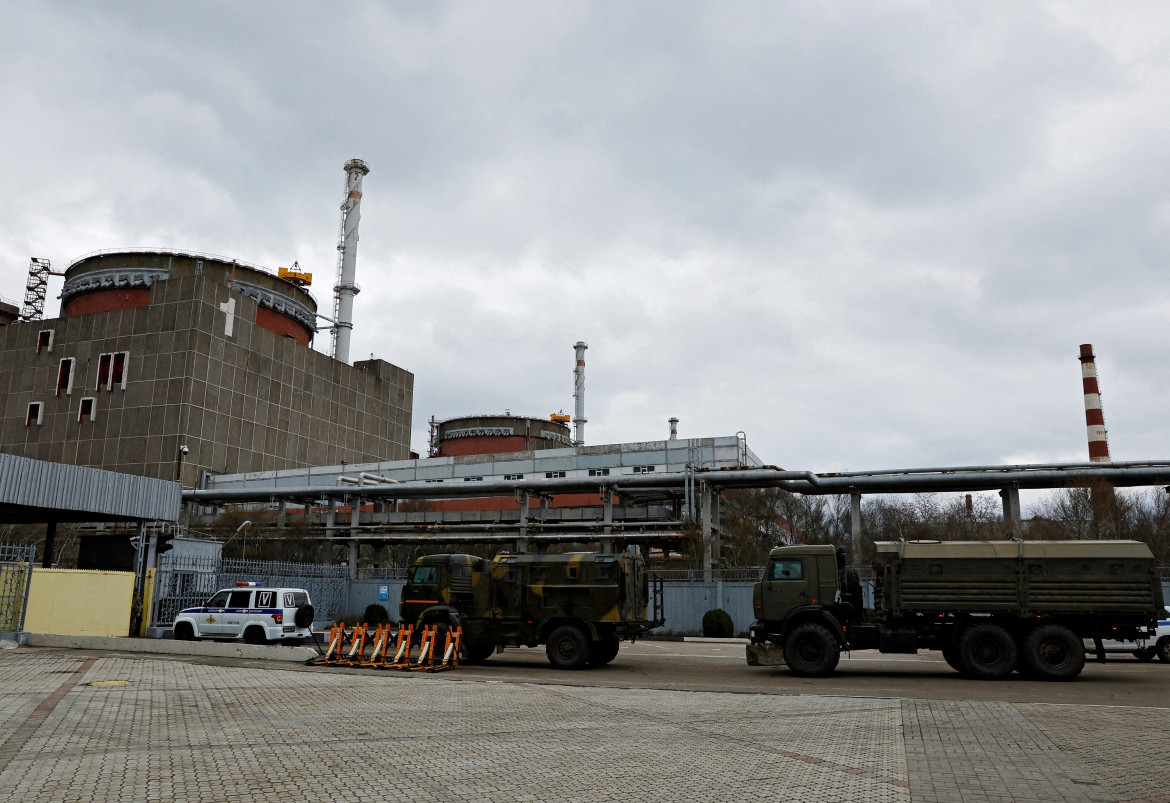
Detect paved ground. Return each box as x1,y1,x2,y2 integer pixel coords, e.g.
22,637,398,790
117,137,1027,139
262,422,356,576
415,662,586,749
0,645,1167,802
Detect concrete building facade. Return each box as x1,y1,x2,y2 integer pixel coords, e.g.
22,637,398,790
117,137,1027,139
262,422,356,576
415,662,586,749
0,250,413,485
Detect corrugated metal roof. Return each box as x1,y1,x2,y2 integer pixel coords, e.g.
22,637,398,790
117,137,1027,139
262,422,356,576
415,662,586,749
0,454,180,522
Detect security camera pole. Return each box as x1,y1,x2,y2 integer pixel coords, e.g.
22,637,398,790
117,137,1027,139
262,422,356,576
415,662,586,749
175,443,189,483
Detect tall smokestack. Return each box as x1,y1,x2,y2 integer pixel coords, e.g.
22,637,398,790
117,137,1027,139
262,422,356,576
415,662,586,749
1079,344,1111,462
668,417,678,441
332,158,369,364
572,341,588,446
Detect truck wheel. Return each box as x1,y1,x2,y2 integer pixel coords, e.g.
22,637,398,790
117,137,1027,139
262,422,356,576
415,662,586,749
462,641,495,665
1020,624,1084,681
546,625,591,670
588,638,620,666
941,644,964,673
783,623,840,678
957,623,1016,680
1158,638,1170,663
1134,648,1156,663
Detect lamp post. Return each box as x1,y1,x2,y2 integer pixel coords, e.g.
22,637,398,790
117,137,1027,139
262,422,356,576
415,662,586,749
222,519,251,559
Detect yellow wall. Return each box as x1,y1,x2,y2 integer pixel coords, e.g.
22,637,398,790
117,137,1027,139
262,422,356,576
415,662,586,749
139,568,156,638
23,568,135,637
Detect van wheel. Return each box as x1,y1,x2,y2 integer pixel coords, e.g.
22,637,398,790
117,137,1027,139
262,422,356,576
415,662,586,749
546,625,591,670
243,626,269,645
1158,638,1170,663
174,622,198,641
1020,624,1083,681
958,623,1016,680
784,623,840,677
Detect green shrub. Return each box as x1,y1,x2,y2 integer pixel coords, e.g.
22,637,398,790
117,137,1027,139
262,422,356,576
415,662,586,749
362,603,392,626
702,608,734,638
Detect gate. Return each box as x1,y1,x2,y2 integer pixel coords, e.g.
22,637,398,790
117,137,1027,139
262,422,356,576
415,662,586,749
0,544,36,637
151,554,347,629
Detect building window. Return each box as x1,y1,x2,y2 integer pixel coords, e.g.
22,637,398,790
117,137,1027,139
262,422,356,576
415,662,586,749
78,397,96,422
633,465,656,474
56,358,75,396
588,468,610,477
37,330,53,354
111,351,127,388
26,402,43,426
545,471,566,479
504,473,524,481
424,479,444,483
97,351,130,390
463,476,484,482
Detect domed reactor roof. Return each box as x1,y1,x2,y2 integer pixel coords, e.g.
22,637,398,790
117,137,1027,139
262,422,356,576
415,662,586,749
433,413,573,457
61,249,317,345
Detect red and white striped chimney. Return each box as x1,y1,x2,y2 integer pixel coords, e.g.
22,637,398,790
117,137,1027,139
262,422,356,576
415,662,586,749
1078,344,1110,462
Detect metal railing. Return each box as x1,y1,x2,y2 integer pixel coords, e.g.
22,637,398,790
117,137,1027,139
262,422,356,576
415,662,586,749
355,566,411,580
650,568,765,582
0,544,36,635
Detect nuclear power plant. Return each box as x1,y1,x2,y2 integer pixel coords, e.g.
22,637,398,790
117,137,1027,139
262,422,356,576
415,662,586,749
0,160,414,485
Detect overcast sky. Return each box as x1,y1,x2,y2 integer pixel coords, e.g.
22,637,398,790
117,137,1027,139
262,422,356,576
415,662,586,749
2,2,1168,480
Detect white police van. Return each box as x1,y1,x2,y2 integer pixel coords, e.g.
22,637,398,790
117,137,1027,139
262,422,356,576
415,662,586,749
173,582,315,645
1093,606,1170,662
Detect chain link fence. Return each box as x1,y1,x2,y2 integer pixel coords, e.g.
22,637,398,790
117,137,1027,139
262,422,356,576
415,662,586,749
151,555,347,629
0,544,36,635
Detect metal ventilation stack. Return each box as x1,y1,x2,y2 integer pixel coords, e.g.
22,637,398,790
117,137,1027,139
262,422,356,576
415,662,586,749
573,341,588,446
331,158,370,364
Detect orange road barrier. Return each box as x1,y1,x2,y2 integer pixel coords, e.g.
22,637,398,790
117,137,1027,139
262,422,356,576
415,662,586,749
337,623,369,666
321,622,348,664
382,624,415,669
406,625,439,671
428,626,463,673
361,624,391,667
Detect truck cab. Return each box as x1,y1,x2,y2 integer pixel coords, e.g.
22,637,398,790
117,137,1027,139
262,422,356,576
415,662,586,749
748,544,867,676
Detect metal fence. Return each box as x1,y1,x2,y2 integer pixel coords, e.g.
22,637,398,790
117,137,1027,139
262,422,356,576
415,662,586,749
0,543,36,635
651,568,766,582
151,555,348,629
355,566,411,580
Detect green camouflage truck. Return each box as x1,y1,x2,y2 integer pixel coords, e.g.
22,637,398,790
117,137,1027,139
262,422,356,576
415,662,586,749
747,539,1164,680
399,551,664,669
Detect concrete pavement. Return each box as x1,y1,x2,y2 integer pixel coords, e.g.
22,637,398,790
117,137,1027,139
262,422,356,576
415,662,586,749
0,646,1166,802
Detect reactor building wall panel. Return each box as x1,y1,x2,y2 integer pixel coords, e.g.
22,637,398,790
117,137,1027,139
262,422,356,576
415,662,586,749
0,251,413,485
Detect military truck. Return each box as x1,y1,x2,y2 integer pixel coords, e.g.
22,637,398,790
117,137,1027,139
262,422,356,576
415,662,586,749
399,551,664,669
747,540,1165,681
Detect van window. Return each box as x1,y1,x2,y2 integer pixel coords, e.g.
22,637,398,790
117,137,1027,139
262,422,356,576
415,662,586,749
228,590,252,608
770,560,803,581
256,591,277,608
206,591,230,608
285,592,307,607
